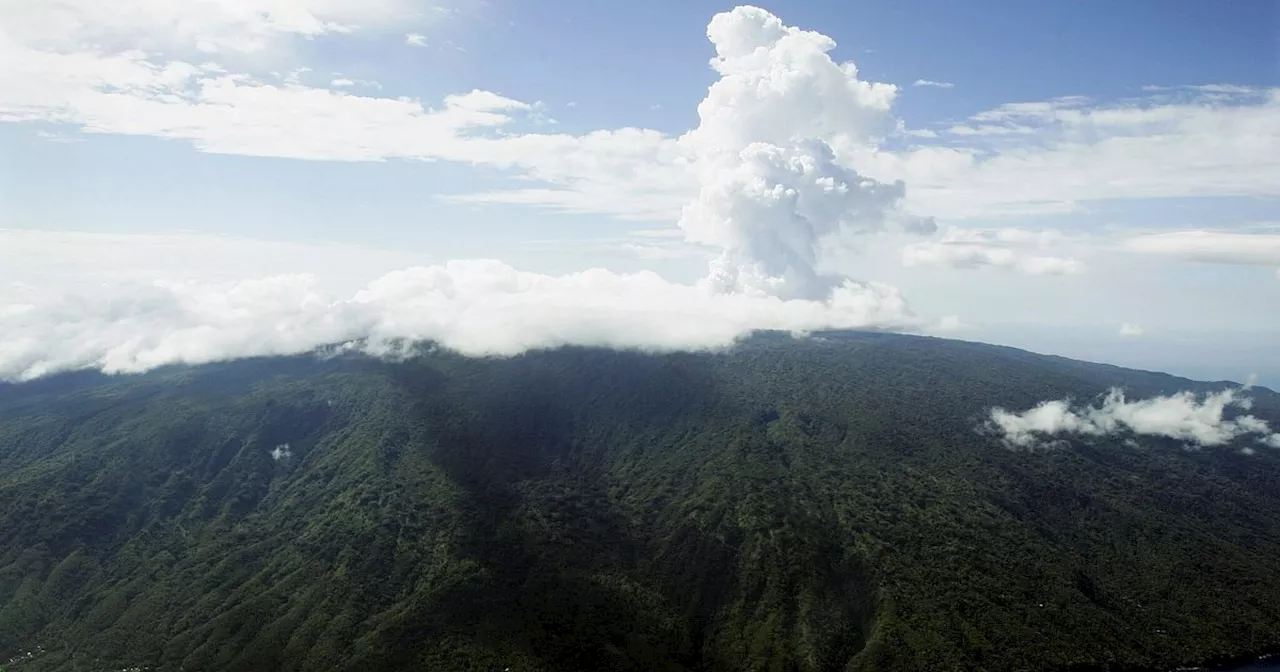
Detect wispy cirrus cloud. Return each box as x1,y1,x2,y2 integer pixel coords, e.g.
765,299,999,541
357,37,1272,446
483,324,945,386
1122,229,1280,281
1123,230,1280,268
0,0,433,53
864,86,1280,219
901,226,1084,275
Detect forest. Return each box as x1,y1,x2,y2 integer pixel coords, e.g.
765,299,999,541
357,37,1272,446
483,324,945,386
1,331,1278,671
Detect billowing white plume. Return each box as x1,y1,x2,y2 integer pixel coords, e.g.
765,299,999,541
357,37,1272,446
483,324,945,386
0,6,938,381
678,6,934,300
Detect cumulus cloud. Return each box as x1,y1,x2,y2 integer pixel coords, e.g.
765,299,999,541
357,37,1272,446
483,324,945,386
676,6,934,300
0,261,919,382
270,443,293,461
989,388,1280,449
1119,323,1144,338
901,226,1084,275
912,79,954,89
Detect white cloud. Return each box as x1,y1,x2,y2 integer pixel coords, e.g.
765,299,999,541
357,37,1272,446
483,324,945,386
405,33,428,47
967,96,1092,123
1141,84,1256,96
1017,256,1085,276
540,230,707,262
930,315,975,333
676,6,932,300
901,226,1084,275
0,46,543,159
0,3,918,226
339,77,381,89
912,79,954,89
684,140,930,298
4,0,1276,227
0,229,430,302
0,0,423,54
0,261,920,382
1119,323,1144,338
944,124,1036,136
1,37,697,220
685,8,898,151
989,388,1280,449
1124,230,1280,266
852,87,1280,219
270,443,293,461
0,7,941,381
608,242,705,261
4,3,1276,381
34,129,78,143
627,228,686,239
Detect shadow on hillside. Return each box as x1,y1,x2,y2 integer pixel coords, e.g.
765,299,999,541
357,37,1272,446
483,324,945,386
376,348,875,672
373,350,733,670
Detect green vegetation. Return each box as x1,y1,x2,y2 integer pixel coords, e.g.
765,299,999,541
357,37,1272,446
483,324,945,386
1,332,1278,671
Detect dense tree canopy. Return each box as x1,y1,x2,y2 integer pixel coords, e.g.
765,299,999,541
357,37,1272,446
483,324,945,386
1,332,1278,671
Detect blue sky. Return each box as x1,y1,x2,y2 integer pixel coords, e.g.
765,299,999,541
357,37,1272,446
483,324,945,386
1,0,1278,384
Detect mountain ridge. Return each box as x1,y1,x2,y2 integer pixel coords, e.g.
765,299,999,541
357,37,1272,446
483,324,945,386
1,331,1278,671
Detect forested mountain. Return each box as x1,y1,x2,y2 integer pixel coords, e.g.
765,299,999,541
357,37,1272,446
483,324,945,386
2,331,1279,672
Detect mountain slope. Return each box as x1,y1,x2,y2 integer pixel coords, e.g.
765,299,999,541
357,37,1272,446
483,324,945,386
1,332,1279,671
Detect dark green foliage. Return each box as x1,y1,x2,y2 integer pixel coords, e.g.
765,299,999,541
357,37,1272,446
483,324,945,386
1,332,1279,671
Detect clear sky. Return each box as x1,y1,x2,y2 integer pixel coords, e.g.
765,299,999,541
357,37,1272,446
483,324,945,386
1,0,1278,385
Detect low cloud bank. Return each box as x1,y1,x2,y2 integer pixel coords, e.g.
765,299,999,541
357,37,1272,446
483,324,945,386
989,387,1280,449
0,260,917,382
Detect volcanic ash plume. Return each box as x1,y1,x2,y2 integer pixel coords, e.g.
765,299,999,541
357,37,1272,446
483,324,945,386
679,5,934,300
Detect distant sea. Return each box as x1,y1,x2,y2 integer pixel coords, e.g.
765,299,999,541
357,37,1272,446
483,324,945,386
1219,656,1280,671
